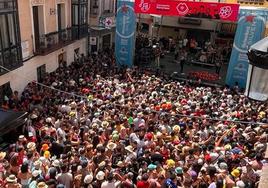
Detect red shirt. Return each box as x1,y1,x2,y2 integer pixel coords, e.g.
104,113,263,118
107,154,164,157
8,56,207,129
137,181,150,188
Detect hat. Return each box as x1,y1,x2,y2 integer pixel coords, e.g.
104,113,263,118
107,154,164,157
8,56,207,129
18,135,25,140
236,180,245,188
231,169,240,178
37,182,48,188
27,142,36,151
99,161,106,168
175,167,183,175
96,171,105,181
148,164,157,170
117,161,124,168
112,134,119,141
0,152,6,160
41,144,49,151
34,160,42,169
30,114,38,119
84,174,93,184
125,145,134,153
32,170,41,177
6,174,17,183
52,160,60,167
46,117,52,123
107,142,117,150
101,121,109,127
166,159,175,169
173,125,180,132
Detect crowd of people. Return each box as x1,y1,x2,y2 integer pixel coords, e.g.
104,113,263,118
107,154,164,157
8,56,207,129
0,51,268,188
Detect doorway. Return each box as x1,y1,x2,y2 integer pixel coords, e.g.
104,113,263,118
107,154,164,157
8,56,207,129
32,6,44,50
102,34,111,49
58,52,67,67
37,64,46,83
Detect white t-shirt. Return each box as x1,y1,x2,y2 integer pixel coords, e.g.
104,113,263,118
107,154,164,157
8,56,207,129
101,181,120,188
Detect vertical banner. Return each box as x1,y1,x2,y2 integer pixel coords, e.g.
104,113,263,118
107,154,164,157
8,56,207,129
226,9,268,88
115,0,136,67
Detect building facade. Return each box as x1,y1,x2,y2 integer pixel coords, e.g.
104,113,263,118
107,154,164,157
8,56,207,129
0,0,89,99
89,0,116,53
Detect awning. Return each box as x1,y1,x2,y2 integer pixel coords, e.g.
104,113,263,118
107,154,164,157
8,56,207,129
0,109,28,136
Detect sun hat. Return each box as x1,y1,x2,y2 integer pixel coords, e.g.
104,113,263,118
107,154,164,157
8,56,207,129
107,142,117,150
32,170,41,177
30,114,38,119
37,182,48,188
0,152,6,160
52,160,60,167
101,121,109,127
46,117,52,123
166,159,175,169
96,171,105,181
6,174,17,183
231,169,240,178
84,174,94,184
41,144,49,151
34,160,42,169
117,161,124,168
99,161,106,168
27,142,36,151
148,164,157,170
18,135,25,140
175,167,183,175
112,134,119,141
236,180,245,188
125,145,134,153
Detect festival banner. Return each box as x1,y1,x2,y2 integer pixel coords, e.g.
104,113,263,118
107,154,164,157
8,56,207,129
115,0,136,67
134,0,239,21
226,9,268,88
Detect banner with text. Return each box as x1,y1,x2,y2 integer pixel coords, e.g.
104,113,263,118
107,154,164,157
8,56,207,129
115,0,136,67
134,0,239,21
226,9,268,88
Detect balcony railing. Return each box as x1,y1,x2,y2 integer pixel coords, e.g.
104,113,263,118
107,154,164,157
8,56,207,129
35,26,88,56
0,0,16,12
238,0,265,4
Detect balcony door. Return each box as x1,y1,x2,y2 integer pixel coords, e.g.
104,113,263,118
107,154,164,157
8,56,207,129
32,6,44,50
57,3,66,31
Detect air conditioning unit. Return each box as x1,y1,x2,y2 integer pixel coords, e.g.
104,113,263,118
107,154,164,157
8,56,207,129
178,17,202,25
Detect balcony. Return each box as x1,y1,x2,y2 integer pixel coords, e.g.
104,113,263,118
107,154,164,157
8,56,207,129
35,26,88,56
238,0,265,5
0,0,17,13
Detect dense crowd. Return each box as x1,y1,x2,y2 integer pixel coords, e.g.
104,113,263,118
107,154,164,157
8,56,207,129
0,51,268,188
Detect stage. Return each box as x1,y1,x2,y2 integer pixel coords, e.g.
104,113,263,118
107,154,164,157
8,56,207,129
139,52,228,87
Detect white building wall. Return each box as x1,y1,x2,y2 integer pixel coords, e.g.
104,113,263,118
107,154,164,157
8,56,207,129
0,38,87,94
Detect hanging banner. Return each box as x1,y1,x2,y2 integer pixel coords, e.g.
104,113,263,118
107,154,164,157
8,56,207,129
226,9,268,88
115,0,136,67
134,0,239,21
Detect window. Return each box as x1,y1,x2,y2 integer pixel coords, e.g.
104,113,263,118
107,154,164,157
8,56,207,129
0,0,21,73
90,0,99,16
103,0,113,14
71,0,88,39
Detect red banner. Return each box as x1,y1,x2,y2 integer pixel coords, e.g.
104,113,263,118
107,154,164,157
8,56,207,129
134,0,239,22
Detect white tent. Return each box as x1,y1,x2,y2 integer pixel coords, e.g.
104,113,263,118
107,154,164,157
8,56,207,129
245,37,268,101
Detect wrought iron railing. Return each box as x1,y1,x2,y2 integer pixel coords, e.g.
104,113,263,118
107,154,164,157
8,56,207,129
35,26,88,55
